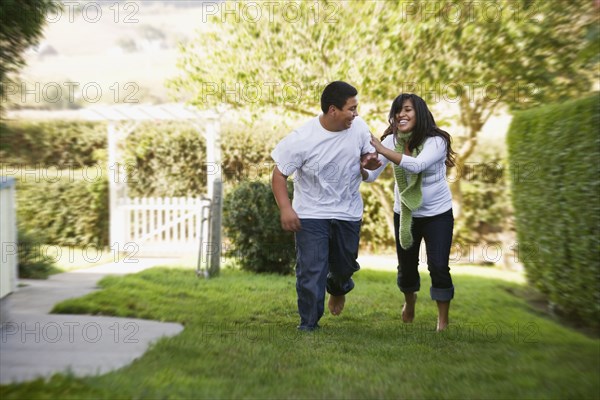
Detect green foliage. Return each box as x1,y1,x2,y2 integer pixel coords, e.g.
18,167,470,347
172,0,597,135
16,230,59,279
360,177,395,252
122,120,284,197
220,120,284,186
170,0,400,121
0,120,107,167
223,180,295,274
397,0,596,111
453,149,513,246
507,95,600,326
1,120,109,249
123,121,207,197
16,173,109,248
173,0,598,223
0,0,61,98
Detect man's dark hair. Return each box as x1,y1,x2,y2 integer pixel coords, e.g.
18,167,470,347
320,81,358,114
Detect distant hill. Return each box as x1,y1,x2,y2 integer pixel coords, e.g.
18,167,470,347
8,1,213,109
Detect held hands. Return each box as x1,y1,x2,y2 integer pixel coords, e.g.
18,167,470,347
361,152,382,171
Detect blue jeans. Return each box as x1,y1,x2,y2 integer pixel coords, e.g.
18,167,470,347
394,208,454,301
294,219,361,330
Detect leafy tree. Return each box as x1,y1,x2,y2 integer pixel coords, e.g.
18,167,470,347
0,0,60,100
388,0,598,216
171,0,598,223
169,0,399,117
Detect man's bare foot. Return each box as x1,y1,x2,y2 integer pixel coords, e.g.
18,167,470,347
402,293,417,323
328,295,345,316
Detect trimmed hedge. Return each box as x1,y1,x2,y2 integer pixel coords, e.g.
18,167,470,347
122,120,285,197
123,121,207,197
16,174,109,248
0,120,106,167
507,95,600,325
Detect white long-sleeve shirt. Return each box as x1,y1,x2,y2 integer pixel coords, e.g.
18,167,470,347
364,135,452,217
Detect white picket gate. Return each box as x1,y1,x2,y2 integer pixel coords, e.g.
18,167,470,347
115,196,211,257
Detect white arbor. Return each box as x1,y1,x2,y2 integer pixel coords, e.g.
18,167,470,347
8,104,223,277
83,103,223,277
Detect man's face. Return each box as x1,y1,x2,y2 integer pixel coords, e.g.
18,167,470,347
330,96,358,131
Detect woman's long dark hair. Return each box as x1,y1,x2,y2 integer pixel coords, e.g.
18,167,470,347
381,93,456,167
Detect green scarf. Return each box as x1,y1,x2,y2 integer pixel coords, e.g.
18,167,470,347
394,132,424,249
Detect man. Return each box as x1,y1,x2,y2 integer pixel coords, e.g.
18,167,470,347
271,81,380,331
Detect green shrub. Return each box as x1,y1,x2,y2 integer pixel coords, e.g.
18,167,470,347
123,121,208,197
219,120,284,185
16,231,59,279
507,95,600,326
223,180,295,274
453,149,513,246
16,173,109,248
0,120,106,167
122,120,285,197
360,175,395,253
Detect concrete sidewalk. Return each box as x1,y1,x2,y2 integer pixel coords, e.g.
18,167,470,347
0,259,184,385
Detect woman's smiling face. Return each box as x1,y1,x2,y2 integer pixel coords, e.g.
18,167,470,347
394,98,416,134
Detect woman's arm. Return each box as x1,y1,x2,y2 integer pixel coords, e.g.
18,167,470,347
371,134,403,165
399,136,447,174
372,135,447,174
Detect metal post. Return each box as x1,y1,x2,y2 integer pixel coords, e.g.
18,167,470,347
196,200,211,278
207,115,222,277
208,179,222,277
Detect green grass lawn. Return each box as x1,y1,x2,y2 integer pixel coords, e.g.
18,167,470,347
1,266,599,399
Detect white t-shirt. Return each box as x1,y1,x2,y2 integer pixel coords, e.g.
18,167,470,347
364,135,452,217
271,115,374,220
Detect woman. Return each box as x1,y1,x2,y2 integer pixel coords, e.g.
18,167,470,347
366,93,456,331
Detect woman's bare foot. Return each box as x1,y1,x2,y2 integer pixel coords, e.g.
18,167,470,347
328,295,345,316
436,300,450,332
402,293,417,323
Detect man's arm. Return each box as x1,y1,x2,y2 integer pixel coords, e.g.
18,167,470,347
271,166,301,232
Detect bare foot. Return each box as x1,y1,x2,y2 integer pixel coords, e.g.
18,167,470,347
436,300,450,332
436,322,449,332
328,295,345,316
402,293,417,323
